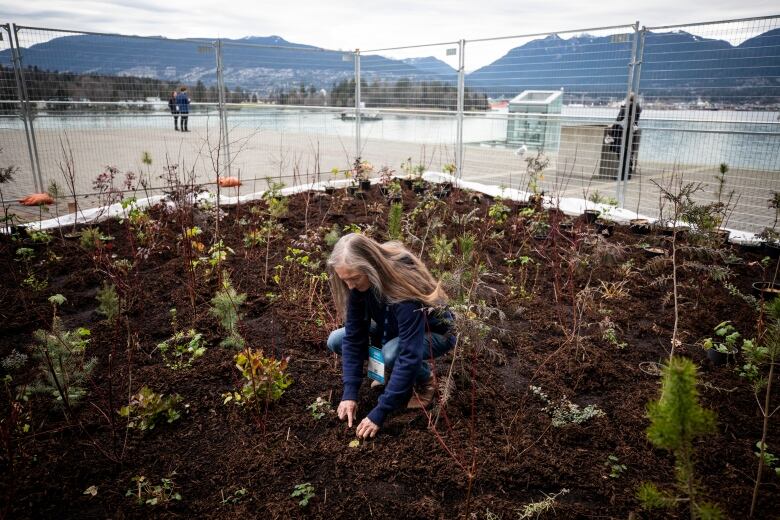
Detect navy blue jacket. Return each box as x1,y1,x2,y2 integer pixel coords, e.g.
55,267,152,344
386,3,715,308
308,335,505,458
176,92,190,114
340,288,454,426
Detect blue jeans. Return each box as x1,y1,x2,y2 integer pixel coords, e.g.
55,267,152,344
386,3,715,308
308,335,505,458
327,325,453,383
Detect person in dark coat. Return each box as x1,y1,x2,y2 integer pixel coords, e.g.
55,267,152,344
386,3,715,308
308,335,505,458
167,91,179,131
176,86,190,132
326,233,456,439
606,92,641,180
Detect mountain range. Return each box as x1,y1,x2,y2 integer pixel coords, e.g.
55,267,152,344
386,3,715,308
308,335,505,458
3,28,778,102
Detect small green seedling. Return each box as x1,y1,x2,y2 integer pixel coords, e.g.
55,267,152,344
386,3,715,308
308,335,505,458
605,455,627,478
291,483,315,507
307,397,332,419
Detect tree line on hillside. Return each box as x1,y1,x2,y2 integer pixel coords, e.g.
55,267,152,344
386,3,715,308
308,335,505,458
328,78,489,110
0,66,489,112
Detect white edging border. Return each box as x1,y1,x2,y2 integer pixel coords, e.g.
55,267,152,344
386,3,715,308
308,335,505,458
9,172,761,245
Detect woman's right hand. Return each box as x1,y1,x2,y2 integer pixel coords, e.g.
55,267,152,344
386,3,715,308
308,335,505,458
337,400,358,428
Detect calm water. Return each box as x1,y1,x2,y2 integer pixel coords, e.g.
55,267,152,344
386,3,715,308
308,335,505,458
2,106,779,170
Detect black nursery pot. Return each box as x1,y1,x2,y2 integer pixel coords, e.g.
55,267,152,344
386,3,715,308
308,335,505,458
360,180,372,191
629,219,651,234
762,241,780,259
346,185,358,196
583,210,600,224
324,186,336,195
596,220,615,237
706,348,735,366
752,281,780,299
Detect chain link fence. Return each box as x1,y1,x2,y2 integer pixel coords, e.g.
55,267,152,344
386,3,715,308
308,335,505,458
0,16,778,233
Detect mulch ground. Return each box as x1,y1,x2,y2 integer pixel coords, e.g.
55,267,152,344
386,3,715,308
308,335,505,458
0,183,778,519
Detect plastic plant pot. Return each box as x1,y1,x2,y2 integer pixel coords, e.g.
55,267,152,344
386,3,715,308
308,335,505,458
583,210,600,223
752,281,780,299
706,347,735,366
629,219,651,234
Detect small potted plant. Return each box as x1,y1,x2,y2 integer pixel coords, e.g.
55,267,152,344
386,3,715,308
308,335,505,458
702,321,743,366
400,158,414,189
583,209,600,224
629,218,651,234
377,166,394,196
595,218,615,237
324,167,339,195
353,157,373,191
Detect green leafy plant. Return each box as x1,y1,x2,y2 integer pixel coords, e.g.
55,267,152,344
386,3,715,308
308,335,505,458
605,455,627,478
702,321,747,354
119,386,183,431
26,229,53,244
487,199,510,225
754,442,780,476
221,487,248,505
223,349,292,407
639,357,721,519
291,483,315,508
210,275,247,348
308,396,332,419
157,329,206,370
127,474,182,505
96,282,120,323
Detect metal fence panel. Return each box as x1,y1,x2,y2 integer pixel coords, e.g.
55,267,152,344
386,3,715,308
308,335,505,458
214,40,361,190
631,16,780,233
6,26,226,219
462,25,638,203
0,23,39,212
357,42,464,177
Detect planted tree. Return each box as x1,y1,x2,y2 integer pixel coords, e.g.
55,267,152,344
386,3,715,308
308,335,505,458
210,275,246,349
639,356,721,519
28,295,96,416
746,297,780,517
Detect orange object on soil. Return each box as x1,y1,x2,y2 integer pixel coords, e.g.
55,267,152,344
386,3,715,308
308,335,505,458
19,193,55,206
218,176,242,188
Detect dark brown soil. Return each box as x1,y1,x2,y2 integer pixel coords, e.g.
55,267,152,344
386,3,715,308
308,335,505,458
0,184,778,519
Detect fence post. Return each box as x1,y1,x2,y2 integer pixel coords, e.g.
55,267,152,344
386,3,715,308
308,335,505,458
620,26,646,208
215,39,232,178
615,21,640,207
456,39,465,180
8,23,43,193
354,49,361,159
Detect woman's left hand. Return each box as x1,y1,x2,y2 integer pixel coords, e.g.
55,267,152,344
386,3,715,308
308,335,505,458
356,417,380,439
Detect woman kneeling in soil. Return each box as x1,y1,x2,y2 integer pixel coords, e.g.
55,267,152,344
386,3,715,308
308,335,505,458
327,233,455,439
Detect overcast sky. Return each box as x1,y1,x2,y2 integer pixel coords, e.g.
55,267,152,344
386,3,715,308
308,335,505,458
2,0,778,69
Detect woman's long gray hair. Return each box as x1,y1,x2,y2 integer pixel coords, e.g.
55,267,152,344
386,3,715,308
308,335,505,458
327,233,448,320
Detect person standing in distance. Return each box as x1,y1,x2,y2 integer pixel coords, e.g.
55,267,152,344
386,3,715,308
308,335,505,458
168,90,179,131
326,233,456,439
176,86,190,132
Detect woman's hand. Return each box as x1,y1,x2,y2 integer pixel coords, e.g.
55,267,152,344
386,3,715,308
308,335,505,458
356,417,380,439
337,400,357,427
